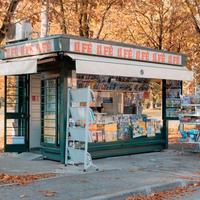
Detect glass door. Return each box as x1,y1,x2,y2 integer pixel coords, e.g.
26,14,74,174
4,75,29,152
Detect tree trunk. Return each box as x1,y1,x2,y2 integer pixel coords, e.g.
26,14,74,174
40,0,49,37
59,0,67,34
79,0,90,37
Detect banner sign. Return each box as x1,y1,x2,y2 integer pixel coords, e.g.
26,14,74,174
3,40,54,59
0,35,185,66
70,39,183,66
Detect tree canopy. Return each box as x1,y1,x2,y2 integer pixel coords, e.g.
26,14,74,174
0,0,199,85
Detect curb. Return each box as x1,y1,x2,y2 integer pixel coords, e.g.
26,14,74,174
84,180,197,200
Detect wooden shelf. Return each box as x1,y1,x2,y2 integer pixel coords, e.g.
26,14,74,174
180,114,200,117
93,89,139,93
181,104,200,107
180,122,200,125
166,97,181,100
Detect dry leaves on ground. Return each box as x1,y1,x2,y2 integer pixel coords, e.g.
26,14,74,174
126,183,200,200
0,173,56,185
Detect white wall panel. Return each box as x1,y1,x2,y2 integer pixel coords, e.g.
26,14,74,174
29,74,41,149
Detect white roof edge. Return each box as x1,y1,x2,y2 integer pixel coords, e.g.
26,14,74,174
66,53,193,81
1,53,58,63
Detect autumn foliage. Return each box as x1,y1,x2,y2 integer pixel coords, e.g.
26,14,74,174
0,172,56,185
127,182,200,200
0,0,199,82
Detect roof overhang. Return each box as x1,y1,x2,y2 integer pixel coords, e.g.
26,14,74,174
0,54,56,76
66,53,193,81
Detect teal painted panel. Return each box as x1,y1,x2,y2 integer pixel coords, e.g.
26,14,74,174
0,35,68,59
41,146,61,161
90,144,164,159
0,34,186,66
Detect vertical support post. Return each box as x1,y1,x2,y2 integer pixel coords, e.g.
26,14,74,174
162,80,168,149
4,76,7,152
59,64,68,163
64,88,70,165
84,88,90,171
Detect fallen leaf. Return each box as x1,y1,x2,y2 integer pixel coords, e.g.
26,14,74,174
0,173,56,186
126,182,200,200
38,190,57,197
19,194,26,198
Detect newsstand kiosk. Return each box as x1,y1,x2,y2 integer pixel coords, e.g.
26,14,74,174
0,35,193,163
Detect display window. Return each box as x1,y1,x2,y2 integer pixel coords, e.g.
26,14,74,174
41,78,59,145
166,80,182,119
76,74,163,143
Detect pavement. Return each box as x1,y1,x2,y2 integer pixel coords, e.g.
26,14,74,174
0,149,200,200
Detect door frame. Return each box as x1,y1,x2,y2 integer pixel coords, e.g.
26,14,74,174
4,75,30,152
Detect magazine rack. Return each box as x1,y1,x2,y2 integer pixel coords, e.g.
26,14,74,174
65,88,98,171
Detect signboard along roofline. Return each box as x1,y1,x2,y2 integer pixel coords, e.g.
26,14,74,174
0,34,186,66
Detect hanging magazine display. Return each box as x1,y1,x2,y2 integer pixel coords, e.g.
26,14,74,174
166,80,182,119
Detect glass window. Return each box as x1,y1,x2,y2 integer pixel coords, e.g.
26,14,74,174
6,119,25,144
6,76,27,113
77,75,163,143
41,79,58,145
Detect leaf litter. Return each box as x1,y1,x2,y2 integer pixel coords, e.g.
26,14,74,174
0,172,56,185
126,182,200,200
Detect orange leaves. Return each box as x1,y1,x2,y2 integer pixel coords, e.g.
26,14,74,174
0,173,56,185
126,183,200,200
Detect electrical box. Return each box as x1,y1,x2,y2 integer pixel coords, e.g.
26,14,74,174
6,21,32,42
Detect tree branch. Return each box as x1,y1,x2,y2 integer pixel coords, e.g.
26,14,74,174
185,0,200,35
96,0,116,39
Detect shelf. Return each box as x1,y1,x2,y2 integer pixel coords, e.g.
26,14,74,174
68,147,85,163
166,88,181,90
166,106,180,108
69,127,92,142
166,97,181,100
93,89,140,93
178,140,200,145
70,88,93,102
181,104,200,107
77,78,144,84
166,117,179,120
180,114,200,117
180,122,200,125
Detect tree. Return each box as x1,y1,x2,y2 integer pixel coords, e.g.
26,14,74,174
185,0,200,35
184,0,200,84
125,0,190,52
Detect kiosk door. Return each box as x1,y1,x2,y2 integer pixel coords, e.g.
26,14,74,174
4,75,29,152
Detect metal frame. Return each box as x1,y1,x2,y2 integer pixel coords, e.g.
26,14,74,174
41,77,59,147
4,75,30,152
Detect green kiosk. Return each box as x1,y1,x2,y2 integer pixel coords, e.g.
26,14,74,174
0,35,193,163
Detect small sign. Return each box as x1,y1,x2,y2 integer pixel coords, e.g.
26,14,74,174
143,91,150,99
3,40,54,59
0,35,185,67
70,39,183,66
32,95,39,102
